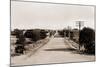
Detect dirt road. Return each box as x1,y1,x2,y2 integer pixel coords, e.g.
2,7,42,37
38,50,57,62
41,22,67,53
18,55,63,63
11,37,95,66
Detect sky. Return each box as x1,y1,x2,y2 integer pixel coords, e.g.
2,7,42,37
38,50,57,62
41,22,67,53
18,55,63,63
11,1,95,30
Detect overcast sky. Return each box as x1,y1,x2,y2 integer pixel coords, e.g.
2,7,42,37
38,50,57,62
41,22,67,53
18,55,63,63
11,1,95,30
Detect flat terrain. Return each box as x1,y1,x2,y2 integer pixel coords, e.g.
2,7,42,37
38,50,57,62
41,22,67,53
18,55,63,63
11,36,95,66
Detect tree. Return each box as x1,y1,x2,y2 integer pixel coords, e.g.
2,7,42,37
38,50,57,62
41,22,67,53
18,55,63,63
13,29,23,38
24,29,41,42
15,34,25,44
40,30,47,39
79,27,95,53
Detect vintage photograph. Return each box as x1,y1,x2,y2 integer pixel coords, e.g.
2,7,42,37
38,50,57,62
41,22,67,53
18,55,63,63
11,0,95,66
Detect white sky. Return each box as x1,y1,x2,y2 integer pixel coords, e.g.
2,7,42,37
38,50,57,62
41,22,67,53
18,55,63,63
11,1,95,30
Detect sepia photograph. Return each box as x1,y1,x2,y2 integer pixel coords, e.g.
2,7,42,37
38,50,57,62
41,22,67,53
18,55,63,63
10,0,95,66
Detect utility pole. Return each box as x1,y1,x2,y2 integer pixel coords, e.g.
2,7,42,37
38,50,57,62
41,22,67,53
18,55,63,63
67,26,71,40
64,28,66,38
76,21,84,50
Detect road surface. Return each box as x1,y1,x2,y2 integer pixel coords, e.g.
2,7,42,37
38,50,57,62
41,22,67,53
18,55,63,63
11,37,95,66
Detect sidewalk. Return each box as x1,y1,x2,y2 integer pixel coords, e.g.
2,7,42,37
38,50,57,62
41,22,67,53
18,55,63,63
64,37,79,50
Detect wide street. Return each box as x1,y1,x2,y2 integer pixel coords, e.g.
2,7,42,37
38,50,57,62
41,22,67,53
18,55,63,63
11,34,95,66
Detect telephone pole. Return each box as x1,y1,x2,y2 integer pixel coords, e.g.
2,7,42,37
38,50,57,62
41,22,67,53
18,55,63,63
76,21,84,50
64,28,66,38
67,26,71,40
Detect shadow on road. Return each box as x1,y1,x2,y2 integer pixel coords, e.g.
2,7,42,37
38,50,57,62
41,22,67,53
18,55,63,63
44,48,95,56
72,50,95,56
44,48,76,52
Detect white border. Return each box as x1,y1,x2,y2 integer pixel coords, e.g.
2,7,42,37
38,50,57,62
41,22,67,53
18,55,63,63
0,0,98,67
